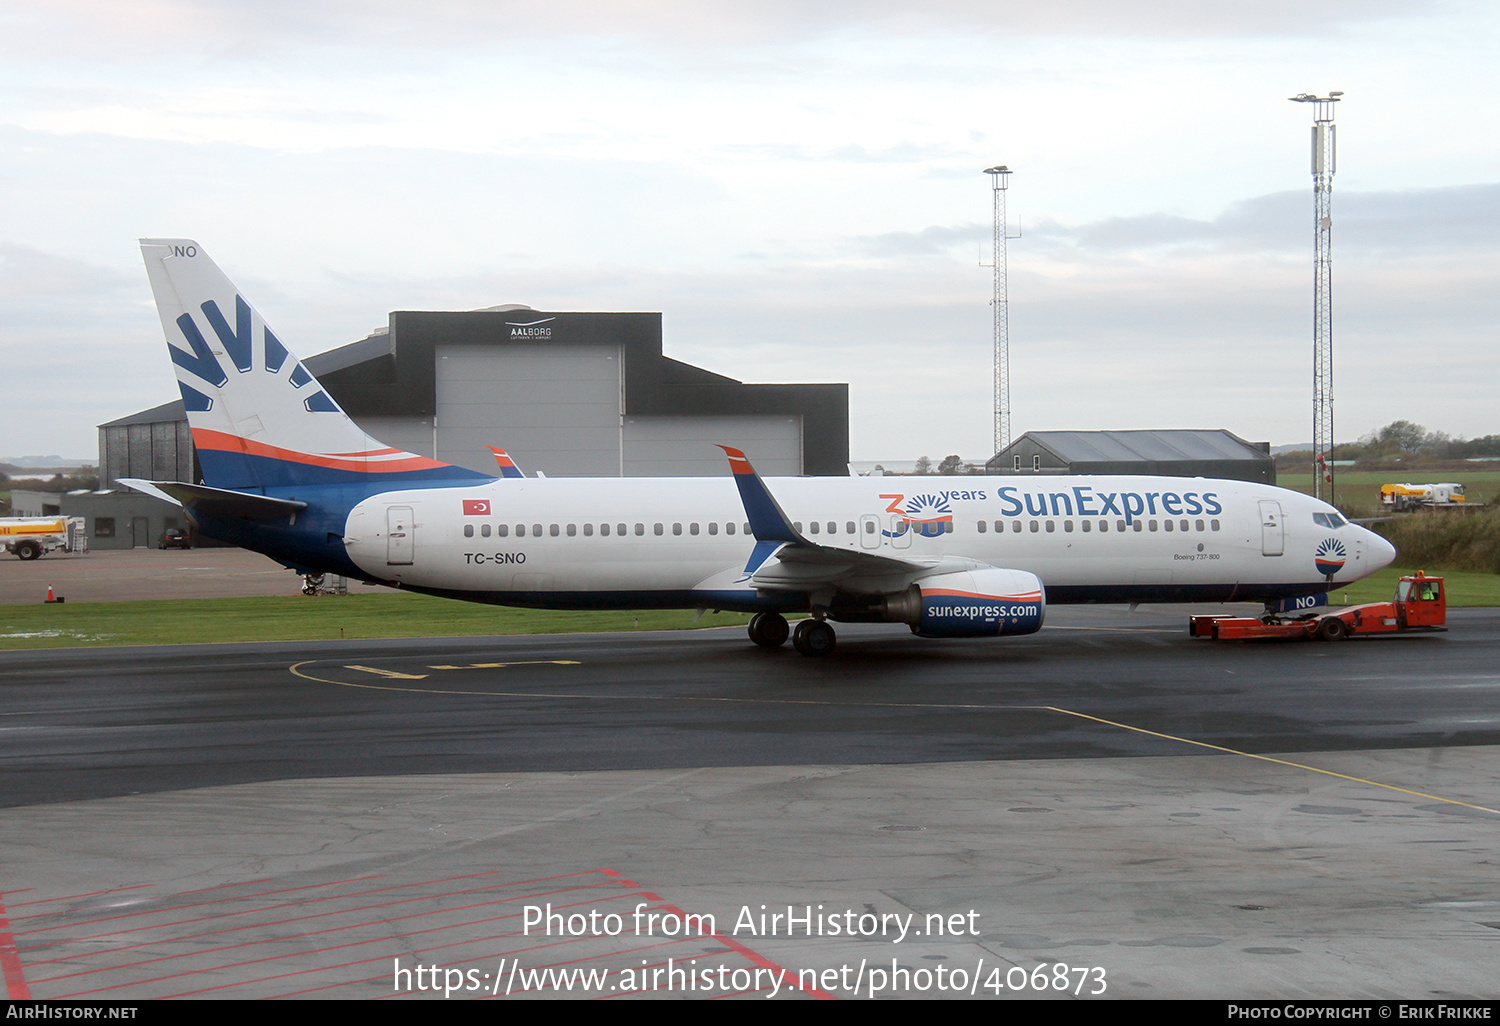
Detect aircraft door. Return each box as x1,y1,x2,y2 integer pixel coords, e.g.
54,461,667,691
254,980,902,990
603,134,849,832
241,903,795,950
1258,500,1284,556
386,506,414,565
859,515,881,549
888,516,912,549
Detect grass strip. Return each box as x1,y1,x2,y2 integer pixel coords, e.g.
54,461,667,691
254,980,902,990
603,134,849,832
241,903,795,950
2,567,1493,651
0,593,754,651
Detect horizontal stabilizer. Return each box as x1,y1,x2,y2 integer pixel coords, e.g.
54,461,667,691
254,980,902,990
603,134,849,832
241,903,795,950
118,479,308,519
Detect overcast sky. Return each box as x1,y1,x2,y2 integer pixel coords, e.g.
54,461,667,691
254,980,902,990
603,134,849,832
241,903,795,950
2,0,1496,465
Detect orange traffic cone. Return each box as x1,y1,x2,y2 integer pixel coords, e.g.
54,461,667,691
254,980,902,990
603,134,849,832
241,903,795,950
44,585,63,604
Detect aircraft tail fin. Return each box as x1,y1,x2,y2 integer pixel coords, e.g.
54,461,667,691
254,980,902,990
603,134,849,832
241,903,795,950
139,239,489,491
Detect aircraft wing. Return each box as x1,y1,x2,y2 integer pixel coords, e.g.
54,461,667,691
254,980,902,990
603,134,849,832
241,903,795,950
717,446,933,591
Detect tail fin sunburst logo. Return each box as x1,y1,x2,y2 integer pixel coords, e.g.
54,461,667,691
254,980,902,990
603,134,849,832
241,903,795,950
171,296,338,415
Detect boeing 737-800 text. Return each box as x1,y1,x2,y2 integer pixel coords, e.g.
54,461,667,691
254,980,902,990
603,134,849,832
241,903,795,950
123,240,1396,656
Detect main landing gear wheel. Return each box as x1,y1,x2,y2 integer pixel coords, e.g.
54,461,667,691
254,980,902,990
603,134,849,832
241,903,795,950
748,612,789,650
792,619,836,657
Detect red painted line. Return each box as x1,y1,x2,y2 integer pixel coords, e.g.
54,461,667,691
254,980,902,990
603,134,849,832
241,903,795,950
0,892,32,1000
33,881,653,985
163,924,636,1001
33,902,532,984
22,878,629,966
17,867,607,944
51,880,646,998
654,901,834,1000
7,883,152,909
13,874,387,929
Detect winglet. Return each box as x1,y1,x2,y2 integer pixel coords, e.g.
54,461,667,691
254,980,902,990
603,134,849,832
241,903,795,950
717,445,801,544
487,446,526,479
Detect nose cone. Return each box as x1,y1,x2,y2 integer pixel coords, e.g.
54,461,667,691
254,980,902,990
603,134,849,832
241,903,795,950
1365,528,1396,573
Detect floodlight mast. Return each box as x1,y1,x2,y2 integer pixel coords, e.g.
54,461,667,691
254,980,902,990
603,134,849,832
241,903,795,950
984,165,1014,454
1289,91,1342,502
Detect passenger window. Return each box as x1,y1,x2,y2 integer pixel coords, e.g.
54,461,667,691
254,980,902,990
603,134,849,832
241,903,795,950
618,523,627,536
464,524,474,538
672,523,682,535
516,524,526,537
944,521,953,534
1012,521,1022,533
1195,519,1204,532
1046,521,1055,533
690,523,699,535
708,522,718,535
828,522,837,534
1211,519,1220,531
727,523,736,535
1133,521,1143,532
548,524,558,537
635,523,645,536
1099,520,1108,533
567,524,577,536
497,524,509,537
808,521,819,534
600,523,610,536
1149,520,1158,532
1164,519,1173,532
1180,519,1189,532
977,521,987,533
793,522,802,532
533,524,543,537
1064,520,1074,533
1118,520,1127,532
1081,520,1090,533
481,524,491,537
584,523,594,536
654,523,664,536
865,521,875,534
1030,521,1039,533
744,523,751,535
846,522,855,534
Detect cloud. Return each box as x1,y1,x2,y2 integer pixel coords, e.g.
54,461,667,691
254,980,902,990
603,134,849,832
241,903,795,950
2,0,1454,66
1020,182,1500,257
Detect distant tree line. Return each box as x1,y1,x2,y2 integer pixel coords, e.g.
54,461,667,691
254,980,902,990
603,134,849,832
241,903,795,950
892,455,984,476
1282,421,1500,466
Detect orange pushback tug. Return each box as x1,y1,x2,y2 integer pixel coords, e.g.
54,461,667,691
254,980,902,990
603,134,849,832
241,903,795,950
1190,572,1447,642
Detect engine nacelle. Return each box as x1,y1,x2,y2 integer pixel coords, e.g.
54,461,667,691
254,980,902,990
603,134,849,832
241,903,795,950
882,567,1046,638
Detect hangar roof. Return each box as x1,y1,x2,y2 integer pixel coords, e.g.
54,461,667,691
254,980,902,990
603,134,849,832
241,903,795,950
1024,430,1270,464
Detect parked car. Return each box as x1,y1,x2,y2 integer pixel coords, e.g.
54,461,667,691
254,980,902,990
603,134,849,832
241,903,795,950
160,528,192,549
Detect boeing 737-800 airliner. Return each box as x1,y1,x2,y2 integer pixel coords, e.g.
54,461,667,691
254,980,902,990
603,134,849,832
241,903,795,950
123,240,1396,656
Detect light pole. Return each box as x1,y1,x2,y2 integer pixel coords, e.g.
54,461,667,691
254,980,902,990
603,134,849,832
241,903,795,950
984,165,1013,455
1289,91,1342,502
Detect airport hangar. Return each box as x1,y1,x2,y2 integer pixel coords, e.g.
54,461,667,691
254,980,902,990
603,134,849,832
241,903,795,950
70,307,849,549
986,429,1275,485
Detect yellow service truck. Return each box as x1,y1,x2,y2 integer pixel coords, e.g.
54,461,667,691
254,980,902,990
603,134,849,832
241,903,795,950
0,517,86,560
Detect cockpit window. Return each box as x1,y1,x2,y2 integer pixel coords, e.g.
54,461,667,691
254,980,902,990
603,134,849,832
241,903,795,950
1312,512,1348,529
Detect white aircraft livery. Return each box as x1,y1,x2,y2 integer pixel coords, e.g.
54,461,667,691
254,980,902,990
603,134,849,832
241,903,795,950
125,239,1397,656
